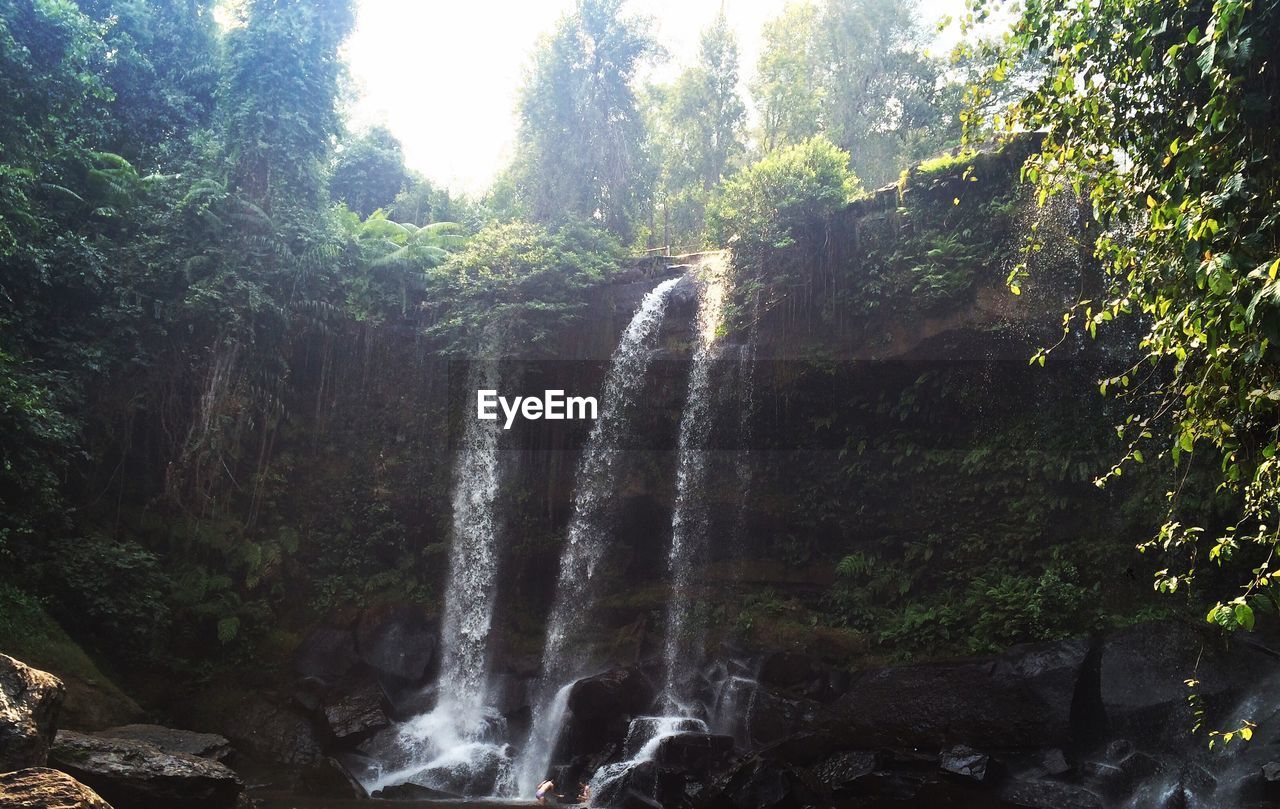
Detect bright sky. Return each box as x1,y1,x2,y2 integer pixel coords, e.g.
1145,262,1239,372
344,0,963,195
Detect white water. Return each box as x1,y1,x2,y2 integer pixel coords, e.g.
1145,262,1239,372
511,277,681,796
365,355,513,796
587,716,710,801
662,260,728,701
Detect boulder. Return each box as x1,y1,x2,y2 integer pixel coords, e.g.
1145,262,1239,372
293,756,368,799
371,781,455,800
354,604,435,684
94,725,232,762
0,768,112,809
940,745,990,782
49,730,242,809
291,627,358,683
758,652,818,690
654,732,734,770
561,667,655,759
1099,621,1272,738
320,679,389,741
999,779,1105,809
218,696,323,765
833,636,1089,748
0,654,65,771
742,688,819,748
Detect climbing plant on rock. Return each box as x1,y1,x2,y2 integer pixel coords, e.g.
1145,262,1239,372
973,0,1280,629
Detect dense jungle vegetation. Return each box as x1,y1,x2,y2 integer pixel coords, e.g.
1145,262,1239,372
0,0,1277,698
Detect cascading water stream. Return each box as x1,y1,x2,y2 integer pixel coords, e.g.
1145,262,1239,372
661,257,728,704
510,276,681,797
364,354,512,796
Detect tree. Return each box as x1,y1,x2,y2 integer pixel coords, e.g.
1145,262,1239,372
514,0,656,242
753,0,948,188
222,0,356,212
645,11,746,247
76,0,220,169
753,2,826,153
331,125,410,218
977,0,1280,649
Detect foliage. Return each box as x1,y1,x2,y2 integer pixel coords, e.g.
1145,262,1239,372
222,0,355,211
974,0,1280,632
424,220,622,352
513,0,656,242
752,0,956,188
644,11,746,247
330,125,410,217
709,136,860,275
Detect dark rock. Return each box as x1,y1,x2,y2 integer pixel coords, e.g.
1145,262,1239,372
561,667,655,759
217,697,324,766
812,750,878,793
758,652,818,690
382,682,435,721
999,779,1105,809
619,789,663,809
0,768,112,809
50,730,242,809
94,724,232,762
320,678,389,741
1012,748,1072,779
0,654,65,771
371,781,455,800
834,636,1089,749
1099,621,1272,738
406,744,507,797
294,756,368,799
654,732,734,769
940,745,989,782
490,671,531,717
354,604,435,683
741,688,818,748
592,760,688,809
291,627,358,683
708,758,816,809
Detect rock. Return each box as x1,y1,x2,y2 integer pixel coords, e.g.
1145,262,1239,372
354,604,435,683
1099,621,1272,738
812,750,878,793
740,688,818,748
94,724,232,762
940,745,989,782
381,682,435,722
833,636,1089,749
218,696,323,766
50,730,242,809
561,667,655,759
1013,748,1072,779
999,779,1105,809
320,679,389,741
0,768,112,809
0,654,65,771
371,781,455,800
291,627,358,683
405,744,507,797
294,756,368,799
654,732,734,770
758,652,817,690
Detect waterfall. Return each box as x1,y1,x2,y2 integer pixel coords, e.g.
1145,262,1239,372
366,354,513,796
661,258,728,703
510,276,681,797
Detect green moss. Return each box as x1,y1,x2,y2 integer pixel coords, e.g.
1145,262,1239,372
0,584,102,683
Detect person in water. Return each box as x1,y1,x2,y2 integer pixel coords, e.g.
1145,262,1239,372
536,779,555,805
578,782,592,804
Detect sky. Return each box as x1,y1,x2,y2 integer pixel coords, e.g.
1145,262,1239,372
343,0,963,195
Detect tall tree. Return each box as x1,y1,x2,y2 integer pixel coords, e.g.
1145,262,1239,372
753,0,947,187
647,11,746,246
753,2,826,153
514,0,656,242
331,125,410,218
77,0,220,169
222,0,355,212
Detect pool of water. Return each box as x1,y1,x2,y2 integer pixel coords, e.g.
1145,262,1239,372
254,796,545,809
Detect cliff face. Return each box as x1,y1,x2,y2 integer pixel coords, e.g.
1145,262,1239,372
32,139,1163,715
